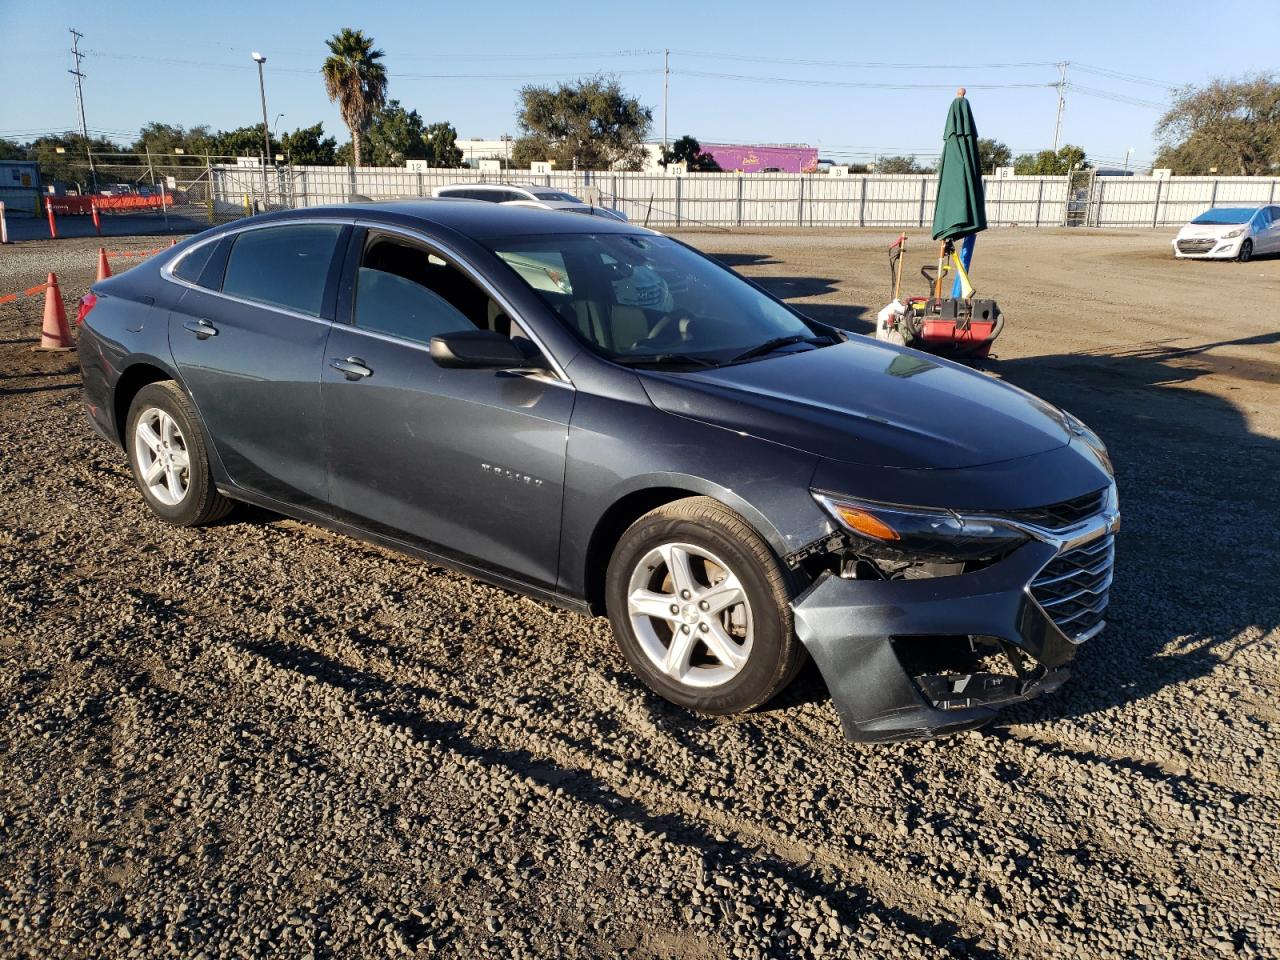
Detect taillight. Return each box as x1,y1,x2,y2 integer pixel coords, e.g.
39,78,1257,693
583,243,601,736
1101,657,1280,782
76,292,98,326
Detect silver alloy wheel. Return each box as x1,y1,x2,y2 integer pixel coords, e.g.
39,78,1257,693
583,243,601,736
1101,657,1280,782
626,541,754,688
133,407,191,507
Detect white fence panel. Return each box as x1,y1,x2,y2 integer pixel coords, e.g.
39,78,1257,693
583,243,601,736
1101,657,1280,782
210,165,1280,230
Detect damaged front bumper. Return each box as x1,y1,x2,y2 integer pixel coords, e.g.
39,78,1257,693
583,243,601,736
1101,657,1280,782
791,510,1119,743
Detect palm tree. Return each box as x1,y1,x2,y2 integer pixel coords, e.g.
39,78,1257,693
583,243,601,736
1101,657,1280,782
322,28,387,168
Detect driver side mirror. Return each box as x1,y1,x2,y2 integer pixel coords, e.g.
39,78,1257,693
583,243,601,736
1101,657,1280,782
429,329,540,370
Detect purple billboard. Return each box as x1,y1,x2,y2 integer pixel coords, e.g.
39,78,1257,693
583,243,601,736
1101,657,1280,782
703,143,819,174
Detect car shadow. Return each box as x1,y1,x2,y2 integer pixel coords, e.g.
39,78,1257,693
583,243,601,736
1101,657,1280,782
708,252,779,268
796,302,875,334
987,330,1280,728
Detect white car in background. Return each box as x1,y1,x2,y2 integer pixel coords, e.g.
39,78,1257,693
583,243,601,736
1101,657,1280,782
431,182,628,222
1172,206,1280,262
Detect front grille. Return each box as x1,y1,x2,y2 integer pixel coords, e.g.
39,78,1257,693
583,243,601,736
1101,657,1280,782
1007,489,1107,530
1030,534,1114,641
1177,238,1216,254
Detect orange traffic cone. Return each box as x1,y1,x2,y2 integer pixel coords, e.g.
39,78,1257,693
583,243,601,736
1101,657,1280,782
39,273,74,350
96,247,112,282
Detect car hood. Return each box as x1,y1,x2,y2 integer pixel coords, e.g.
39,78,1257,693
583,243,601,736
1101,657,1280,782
638,339,1071,469
1178,222,1250,239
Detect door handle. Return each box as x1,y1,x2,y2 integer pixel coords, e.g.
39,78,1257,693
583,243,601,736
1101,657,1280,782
329,356,373,380
183,318,217,339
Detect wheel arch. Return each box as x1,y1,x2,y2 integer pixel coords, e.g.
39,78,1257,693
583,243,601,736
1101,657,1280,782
112,359,230,487
112,360,177,443
581,478,791,616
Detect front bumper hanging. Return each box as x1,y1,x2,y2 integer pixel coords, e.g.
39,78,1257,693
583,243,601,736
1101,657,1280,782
791,514,1115,742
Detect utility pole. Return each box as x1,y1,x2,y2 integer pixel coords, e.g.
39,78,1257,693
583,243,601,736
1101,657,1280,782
251,52,271,208
1052,61,1069,153
69,28,97,192
663,49,670,154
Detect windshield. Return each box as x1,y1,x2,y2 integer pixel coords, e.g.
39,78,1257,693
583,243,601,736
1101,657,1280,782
489,233,816,363
1191,208,1256,225
531,190,581,202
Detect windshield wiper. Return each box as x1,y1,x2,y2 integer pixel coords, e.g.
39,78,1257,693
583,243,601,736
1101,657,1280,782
730,334,830,364
612,353,720,369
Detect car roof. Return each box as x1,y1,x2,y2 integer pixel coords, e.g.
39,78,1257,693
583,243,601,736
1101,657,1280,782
437,182,539,192
247,198,644,239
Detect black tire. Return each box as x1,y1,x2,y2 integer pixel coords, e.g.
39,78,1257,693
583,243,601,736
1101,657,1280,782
124,381,232,526
1237,240,1253,263
605,496,803,715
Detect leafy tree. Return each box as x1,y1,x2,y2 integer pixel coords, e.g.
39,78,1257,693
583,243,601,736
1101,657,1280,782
25,134,122,190
0,139,24,161
131,122,215,164
279,123,337,165
364,100,426,165
422,122,464,167
977,138,1012,173
876,155,923,174
204,125,280,160
659,135,721,172
1154,73,1279,175
322,28,388,167
1013,145,1089,175
512,75,651,171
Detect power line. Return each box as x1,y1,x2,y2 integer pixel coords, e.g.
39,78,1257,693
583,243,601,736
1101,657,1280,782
83,50,662,81
669,50,1057,70
1073,63,1177,90
1068,83,1166,110
674,69,1055,91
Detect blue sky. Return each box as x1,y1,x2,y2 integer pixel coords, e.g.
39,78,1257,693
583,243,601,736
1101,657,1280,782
2,0,1276,169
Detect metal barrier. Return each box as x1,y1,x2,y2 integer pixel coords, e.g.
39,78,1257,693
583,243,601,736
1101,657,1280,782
47,157,1280,232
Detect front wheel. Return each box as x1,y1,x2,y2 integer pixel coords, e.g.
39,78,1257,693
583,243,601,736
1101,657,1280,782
605,497,803,715
1237,240,1253,263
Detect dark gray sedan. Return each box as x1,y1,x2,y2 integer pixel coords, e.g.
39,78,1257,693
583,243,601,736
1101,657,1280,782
77,201,1118,741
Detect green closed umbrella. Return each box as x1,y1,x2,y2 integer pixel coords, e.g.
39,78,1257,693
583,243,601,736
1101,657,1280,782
932,91,986,296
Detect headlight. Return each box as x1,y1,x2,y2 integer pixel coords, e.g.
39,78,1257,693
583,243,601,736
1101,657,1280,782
1061,410,1113,475
812,492,1029,562
1222,229,1244,239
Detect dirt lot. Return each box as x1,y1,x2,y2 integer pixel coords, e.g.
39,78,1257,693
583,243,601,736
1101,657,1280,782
1,228,1278,959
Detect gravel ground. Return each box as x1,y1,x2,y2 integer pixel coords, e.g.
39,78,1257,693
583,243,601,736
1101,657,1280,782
1,229,1278,959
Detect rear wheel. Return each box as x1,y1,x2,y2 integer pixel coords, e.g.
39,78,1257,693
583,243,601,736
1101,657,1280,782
605,497,802,715
1237,240,1253,263
125,381,232,526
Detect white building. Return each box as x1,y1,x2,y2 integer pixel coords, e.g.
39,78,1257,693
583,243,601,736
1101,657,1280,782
457,138,515,168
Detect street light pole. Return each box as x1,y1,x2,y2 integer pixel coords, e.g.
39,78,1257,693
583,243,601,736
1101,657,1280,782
251,52,271,208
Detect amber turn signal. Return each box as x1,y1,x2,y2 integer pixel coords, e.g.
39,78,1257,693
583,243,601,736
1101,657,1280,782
832,505,900,541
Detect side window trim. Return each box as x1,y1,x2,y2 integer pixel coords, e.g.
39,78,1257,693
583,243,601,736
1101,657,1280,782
199,235,233,291
349,220,571,383
334,226,368,326
162,219,353,325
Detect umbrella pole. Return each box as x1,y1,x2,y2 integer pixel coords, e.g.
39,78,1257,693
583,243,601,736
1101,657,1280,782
951,234,976,298
893,233,906,302
934,241,947,298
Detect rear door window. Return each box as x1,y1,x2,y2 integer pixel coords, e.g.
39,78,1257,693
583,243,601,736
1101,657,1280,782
222,223,344,316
